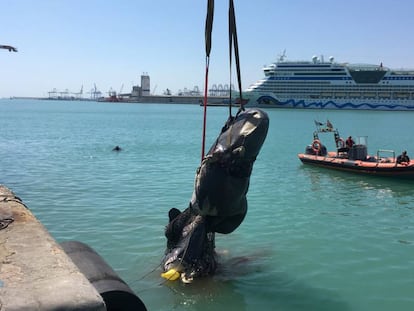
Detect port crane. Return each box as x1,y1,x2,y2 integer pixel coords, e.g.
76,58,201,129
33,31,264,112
74,85,83,99
89,84,102,100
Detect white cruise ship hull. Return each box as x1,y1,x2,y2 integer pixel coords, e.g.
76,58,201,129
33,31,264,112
246,93,414,110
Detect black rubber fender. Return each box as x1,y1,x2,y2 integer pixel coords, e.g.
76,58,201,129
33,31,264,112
61,241,147,311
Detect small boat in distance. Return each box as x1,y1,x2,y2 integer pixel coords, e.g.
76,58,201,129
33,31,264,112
297,121,414,178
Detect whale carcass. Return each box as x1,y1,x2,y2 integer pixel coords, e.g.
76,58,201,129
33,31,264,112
161,108,269,283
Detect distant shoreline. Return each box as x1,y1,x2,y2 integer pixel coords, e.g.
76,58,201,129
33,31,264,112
5,95,239,106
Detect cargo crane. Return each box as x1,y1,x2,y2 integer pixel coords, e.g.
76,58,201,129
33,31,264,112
89,84,102,100
74,85,83,99
118,84,124,98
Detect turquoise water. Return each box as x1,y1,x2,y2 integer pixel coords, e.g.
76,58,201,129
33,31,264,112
1,99,413,311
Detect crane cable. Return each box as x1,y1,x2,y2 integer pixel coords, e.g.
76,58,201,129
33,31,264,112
201,0,214,161
229,0,245,117
201,0,244,161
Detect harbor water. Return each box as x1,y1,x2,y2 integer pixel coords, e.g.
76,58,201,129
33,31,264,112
0,99,413,311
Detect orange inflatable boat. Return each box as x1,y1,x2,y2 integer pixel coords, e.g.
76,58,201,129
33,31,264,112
298,121,414,178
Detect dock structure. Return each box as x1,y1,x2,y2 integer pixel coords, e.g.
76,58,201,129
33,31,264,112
0,185,105,310
0,185,146,311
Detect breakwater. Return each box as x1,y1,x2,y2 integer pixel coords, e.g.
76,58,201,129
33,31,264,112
0,185,146,311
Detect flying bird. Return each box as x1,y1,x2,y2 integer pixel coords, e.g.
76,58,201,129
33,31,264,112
0,45,18,52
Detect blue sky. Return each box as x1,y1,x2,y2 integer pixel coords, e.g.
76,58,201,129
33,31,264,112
1,0,414,98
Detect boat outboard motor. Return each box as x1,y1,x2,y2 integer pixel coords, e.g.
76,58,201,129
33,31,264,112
162,108,269,283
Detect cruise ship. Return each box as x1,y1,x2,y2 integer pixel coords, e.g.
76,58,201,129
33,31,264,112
244,53,414,110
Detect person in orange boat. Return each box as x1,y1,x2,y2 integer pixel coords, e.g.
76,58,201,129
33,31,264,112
397,151,410,165
346,136,355,149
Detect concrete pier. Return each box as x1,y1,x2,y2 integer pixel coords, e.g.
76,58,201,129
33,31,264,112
0,185,106,310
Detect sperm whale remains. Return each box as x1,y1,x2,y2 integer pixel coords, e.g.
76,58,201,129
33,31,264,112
161,108,269,283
